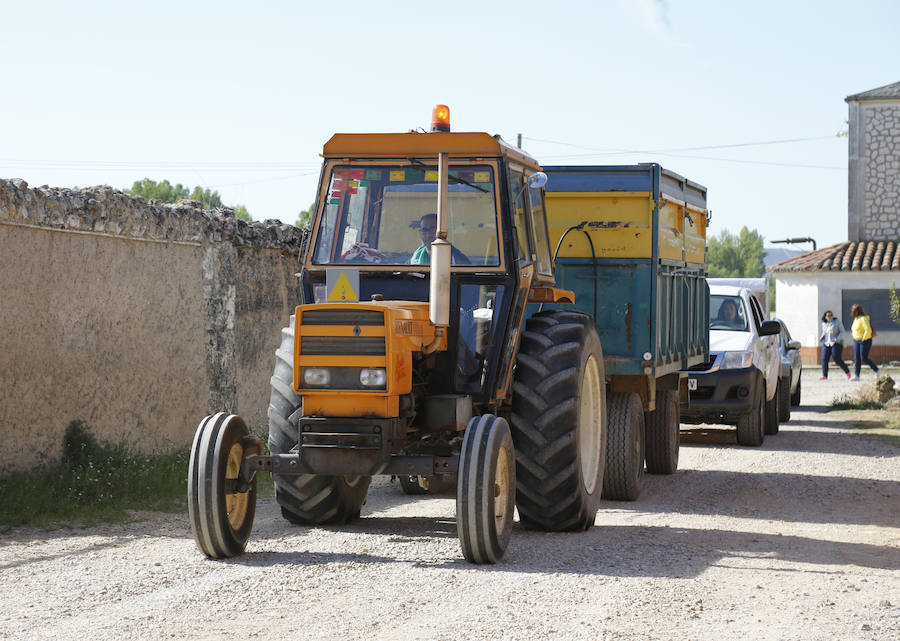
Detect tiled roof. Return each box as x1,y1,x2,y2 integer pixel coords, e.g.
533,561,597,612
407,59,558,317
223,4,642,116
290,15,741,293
768,241,900,273
845,81,900,102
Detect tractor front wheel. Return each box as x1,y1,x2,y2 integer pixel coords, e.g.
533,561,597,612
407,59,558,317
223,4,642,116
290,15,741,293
457,414,516,564
188,413,258,559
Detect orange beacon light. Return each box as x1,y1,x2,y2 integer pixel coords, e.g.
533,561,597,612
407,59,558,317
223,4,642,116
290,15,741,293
431,104,450,132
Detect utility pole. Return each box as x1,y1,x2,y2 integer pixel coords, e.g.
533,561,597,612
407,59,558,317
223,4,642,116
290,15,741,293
517,133,522,149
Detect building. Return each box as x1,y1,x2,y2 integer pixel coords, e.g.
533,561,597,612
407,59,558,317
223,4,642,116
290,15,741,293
770,81,900,365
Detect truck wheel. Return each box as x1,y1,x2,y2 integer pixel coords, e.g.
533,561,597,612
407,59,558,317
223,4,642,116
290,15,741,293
765,381,780,435
188,413,257,559
457,414,515,564
510,311,606,531
644,389,680,475
790,377,802,407
777,377,791,424
267,317,370,524
736,383,765,446
603,392,645,501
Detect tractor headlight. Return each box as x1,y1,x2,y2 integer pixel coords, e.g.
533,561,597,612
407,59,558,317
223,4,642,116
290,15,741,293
303,368,331,386
720,351,753,369
359,368,387,387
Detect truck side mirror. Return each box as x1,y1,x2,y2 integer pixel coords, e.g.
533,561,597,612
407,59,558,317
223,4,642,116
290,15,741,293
528,172,548,189
787,340,801,351
759,320,781,336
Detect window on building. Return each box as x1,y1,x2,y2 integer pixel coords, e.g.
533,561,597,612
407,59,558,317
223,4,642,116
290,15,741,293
841,289,893,329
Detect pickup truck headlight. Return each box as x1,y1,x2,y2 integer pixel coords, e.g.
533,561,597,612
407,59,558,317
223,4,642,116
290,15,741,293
720,351,753,369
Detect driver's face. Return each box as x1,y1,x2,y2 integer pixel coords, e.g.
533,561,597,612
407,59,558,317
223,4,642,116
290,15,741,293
723,303,736,320
419,220,436,245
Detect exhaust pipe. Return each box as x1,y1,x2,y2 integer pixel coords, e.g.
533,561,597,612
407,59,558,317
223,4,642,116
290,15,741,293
430,151,451,327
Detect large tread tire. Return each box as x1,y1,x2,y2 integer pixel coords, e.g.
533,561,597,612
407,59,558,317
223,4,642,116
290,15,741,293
777,376,791,424
736,383,765,446
765,380,781,436
510,311,606,532
644,389,680,475
790,376,802,407
457,415,516,564
602,392,645,501
188,413,257,559
267,317,370,525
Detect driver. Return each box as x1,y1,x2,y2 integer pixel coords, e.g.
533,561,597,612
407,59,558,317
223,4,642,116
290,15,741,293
409,213,469,265
717,299,742,328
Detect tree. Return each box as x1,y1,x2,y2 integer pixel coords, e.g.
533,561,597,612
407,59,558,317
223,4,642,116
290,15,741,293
707,227,766,278
296,202,315,228
127,178,251,221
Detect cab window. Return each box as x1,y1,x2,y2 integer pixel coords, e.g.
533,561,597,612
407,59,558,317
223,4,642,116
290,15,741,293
527,180,552,276
506,168,532,266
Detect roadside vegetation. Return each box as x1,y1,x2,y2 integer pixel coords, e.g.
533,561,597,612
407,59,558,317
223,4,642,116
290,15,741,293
829,379,900,446
0,421,191,528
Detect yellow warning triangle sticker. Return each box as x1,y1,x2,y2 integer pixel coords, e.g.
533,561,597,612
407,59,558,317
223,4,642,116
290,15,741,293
327,271,359,302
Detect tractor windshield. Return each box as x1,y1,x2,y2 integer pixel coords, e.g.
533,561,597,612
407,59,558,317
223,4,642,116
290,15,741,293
312,164,500,267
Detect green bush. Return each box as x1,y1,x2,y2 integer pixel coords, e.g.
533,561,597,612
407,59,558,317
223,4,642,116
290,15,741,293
0,420,190,528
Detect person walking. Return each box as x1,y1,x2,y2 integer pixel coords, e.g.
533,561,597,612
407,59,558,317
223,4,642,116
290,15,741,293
819,310,850,380
850,304,879,380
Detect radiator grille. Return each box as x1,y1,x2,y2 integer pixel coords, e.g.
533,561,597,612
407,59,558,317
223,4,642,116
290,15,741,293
302,310,384,326
300,336,385,356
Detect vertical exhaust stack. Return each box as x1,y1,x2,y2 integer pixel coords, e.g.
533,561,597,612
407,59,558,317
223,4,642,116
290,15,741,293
430,151,451,327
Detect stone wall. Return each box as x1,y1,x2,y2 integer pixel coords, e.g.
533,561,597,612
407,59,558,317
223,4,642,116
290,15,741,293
848,100,900,242
863,104,900,239
0,178,305,471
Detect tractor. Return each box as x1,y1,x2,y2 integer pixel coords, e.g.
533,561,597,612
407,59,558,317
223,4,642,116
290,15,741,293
188,105,607,563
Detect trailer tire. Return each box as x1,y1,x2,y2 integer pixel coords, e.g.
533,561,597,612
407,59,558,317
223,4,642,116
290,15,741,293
457,414,515,564
736,383,765,446
510,311,606,532
603,392,645,501
188,413,257,559
644,389,680,475
777,376,791,424
267,317,370,525
765,380,781,436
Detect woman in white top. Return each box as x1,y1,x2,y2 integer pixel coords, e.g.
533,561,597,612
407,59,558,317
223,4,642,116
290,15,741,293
819,310,850,379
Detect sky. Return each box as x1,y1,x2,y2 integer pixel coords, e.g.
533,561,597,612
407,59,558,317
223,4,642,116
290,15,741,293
2,0,898,250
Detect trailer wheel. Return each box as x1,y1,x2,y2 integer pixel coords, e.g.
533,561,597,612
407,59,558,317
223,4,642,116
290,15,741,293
457,414,515,564
644,389,680,475
736,383,765,446
510,311,606,531
603,392,645,501
188,413,257,559
777,376,791,424
267,317,370,524
790,376,802,407
765,381,781,436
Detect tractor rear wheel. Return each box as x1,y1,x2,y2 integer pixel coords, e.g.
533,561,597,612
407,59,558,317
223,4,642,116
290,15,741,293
510,311,606,531
457,414,515,564
644,389,680,475
188,413,258,559
602,392,645,501
268,317,370,524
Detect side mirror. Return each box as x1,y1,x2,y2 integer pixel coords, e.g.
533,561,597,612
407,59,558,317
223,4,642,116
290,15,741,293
528,172,548,189
787,340,801,351
759,320,781,337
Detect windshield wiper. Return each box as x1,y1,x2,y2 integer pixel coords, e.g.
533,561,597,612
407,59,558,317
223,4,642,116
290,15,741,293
406,158,489,193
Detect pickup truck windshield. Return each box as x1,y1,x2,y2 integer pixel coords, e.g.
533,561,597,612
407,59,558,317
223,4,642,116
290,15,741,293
710,295,749,331
312,165,499,267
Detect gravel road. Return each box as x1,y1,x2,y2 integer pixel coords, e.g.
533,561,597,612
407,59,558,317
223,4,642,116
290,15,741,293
2,368,898,641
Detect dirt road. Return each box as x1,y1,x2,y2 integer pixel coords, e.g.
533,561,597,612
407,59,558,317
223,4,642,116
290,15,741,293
2,369,898,641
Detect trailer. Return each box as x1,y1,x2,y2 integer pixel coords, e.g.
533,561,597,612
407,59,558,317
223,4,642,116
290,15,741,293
539,164,709,500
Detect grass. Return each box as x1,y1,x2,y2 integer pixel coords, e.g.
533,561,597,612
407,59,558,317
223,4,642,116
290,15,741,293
0,420,192,529
830,381,884,410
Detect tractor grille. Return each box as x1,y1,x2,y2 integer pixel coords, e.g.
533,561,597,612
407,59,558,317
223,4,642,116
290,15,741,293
299,309,386,357
302,310,384,326
300,336,385,356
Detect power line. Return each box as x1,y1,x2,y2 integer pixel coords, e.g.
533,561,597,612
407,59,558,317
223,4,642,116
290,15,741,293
523,134,837,155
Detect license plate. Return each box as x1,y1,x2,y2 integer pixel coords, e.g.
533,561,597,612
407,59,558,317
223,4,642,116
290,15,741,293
688,378,698,391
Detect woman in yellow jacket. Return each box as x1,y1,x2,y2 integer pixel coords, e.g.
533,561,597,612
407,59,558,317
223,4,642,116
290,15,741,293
850,304,879,380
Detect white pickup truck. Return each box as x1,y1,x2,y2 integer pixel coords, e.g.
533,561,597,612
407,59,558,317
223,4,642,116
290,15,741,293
681,285,782,445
